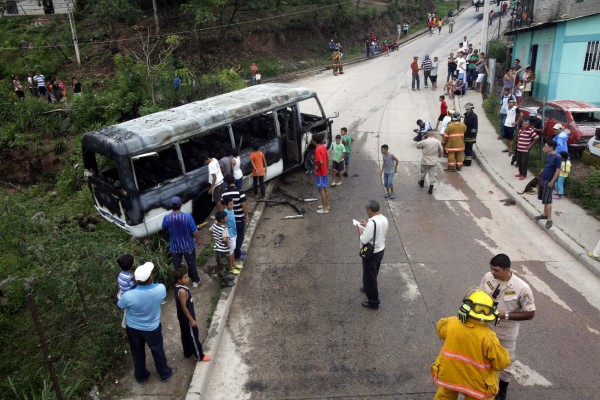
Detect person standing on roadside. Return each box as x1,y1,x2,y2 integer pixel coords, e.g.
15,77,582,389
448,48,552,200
514,119,539,180
27,72,37,96
313,134,330,214
480,254,535,400
430,56,439,91
380,144,399,199
341,127,353,177
162,196,202,288
535,140,562,228
397,23,402,40
435,95,448,131
249,143,267,198
199,152,225,212
421,54,433,89
417,131,444,195
357,200,389,310
222,174,249,261
250,62,258,85
475,52,489,92
552,123,570,156
463,103,479,167
402,22,409,38
447,53,457,82
330,134,346,186
499,87,517,140
118,262,176,384
502,98,520,156
411,56,420,91
437,18,443,34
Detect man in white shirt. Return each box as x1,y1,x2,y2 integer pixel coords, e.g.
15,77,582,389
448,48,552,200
200,151,225,212
357,200,389,309
455,51,467,82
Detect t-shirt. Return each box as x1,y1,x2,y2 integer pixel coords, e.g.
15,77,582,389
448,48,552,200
440,101,448,115
117,284,167,331
162,211,197,254
431,61,439,76
504,106,519,127
210,222,230,253
224,208,237,237
117,271,137,299
331,142,346,162
411,61,419,74
541,153,562,181
221,185,247,222
359,214,389,253
456,57,467,73
382,152,396,174
314,144,328,176
249,150,266,177
467,54,478,70
421,58,433,71
219,156,231,177
208,158,224,184
35,74,45,88
342,133,352,153
516,127,538,152
476,58,488,74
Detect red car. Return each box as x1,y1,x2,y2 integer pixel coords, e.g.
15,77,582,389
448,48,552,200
521,100,600,152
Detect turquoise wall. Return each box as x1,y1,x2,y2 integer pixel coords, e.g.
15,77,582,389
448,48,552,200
530,28,556,100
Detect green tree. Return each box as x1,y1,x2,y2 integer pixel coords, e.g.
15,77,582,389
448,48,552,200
92,0,142,51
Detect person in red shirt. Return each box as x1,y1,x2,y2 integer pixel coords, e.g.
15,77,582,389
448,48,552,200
436,95,448,130
249,142,267,198
514,119,538,180
312,135,330,214
411,56,420,91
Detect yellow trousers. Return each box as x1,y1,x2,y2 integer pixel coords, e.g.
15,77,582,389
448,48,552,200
447,151,464,169
434,386,482,400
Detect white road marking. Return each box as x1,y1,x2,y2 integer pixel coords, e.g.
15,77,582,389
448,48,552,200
587,326,600,335
513,360,553,387
545,261,600,313
519,265,572,312
381,263,421,301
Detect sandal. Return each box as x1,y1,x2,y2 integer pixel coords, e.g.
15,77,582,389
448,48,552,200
545,220,553,228
534,215,548,220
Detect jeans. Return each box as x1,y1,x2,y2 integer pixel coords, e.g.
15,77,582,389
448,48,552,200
235,219,246,258
500,113,507,137
412,73,420,89
173,248,200,283
126,325,171,382
362,250,384,306
556,176,566,195
235,178,243,190
423,70,431,87
447,69,456,81
253,175,265,197
383,173,394,188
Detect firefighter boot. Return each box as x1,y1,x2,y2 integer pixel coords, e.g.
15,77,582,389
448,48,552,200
418,180,424,188
494,380,509,400
428,185,434,195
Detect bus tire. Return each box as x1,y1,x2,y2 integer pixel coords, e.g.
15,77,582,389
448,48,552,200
303,148,315,172
192,191,214,224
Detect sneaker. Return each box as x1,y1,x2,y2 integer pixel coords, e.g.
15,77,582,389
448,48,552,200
235,263,244,269
519,176,526,180
317,204,324,209
534,214,548,220
316,208,330,214
162,367,177,382
343,172,349,177
545,220,553,228
222,281,235,288
226,274,236,280
195,354,211,362
428,185,434,195
418,180,424,188
389,194,396,199
336,181,342,186
230,268,241,275
588,252,600,261
192,282,199,288
384,193,390,198
235,253,247,261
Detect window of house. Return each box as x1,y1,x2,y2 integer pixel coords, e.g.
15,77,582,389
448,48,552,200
583,41,600,71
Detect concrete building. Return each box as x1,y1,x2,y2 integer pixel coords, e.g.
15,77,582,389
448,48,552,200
507,8,600,105
2,0,73,16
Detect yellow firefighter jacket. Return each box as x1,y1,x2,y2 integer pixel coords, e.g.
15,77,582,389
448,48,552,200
431,316,511,399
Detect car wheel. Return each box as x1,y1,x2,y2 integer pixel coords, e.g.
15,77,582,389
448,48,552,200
303,148,315,172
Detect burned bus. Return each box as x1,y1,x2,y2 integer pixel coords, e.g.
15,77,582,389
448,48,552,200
82,84,334,238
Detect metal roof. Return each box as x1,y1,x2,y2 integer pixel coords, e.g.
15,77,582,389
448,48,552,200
504,12,600,35
548,100,600,113
82,83,317,157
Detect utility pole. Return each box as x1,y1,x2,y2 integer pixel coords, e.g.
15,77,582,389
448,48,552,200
67,1,81,65
481,0,492,54
152,0,160,34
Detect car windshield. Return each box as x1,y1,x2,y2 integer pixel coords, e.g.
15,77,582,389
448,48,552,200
572,112,598,123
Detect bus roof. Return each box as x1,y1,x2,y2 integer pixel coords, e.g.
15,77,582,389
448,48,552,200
82,83,318,157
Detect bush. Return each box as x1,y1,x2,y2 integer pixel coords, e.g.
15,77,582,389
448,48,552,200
488,39,508,64
569,167,600,217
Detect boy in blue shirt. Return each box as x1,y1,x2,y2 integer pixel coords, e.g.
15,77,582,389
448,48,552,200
116,254,136,328
534,140,562,228
221,196,242,276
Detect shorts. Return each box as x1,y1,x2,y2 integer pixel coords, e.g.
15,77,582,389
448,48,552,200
212,181,224,203
503,126,515,141
344,153,350,167
228,236,237,256
537,180,553,205
332,160,345,172
476,73,486,83
438,114,446,121
383,172,394,188
430,75,437,83
316,175,329,189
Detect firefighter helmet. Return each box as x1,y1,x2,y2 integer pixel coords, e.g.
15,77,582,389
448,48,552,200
451,111,462,121
463,290,497,322
464,102,475,110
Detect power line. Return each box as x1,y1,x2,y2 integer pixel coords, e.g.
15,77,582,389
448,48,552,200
0,0,351,51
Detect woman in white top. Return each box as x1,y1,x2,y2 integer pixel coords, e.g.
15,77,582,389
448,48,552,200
230,148,243,190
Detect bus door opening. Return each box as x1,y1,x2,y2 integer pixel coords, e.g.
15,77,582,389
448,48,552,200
277,106,300,166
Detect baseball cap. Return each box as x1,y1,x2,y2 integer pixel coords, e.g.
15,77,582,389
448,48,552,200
134,262,154,282
553,123,563,130
171,196,182,208
530,110,537,117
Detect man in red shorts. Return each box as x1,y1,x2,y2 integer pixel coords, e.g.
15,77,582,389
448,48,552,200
312,134,330,214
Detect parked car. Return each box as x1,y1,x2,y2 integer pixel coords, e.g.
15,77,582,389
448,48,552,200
520,100,600,154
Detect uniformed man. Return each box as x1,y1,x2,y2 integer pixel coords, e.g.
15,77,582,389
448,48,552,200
463,103,478,167
442,111,466,171
332,50,344,76
480,254,536,400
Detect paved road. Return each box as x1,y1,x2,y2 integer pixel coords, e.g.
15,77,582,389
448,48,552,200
205,7,600,400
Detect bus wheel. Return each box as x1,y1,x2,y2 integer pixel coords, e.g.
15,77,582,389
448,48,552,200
192,191,214,224
303,148,315,172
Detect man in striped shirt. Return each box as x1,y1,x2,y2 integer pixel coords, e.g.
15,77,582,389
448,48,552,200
221,174,249,261
421,54,433,89
514,119,538,180
34,71,46,96
209,211,235,287
162,196,201,287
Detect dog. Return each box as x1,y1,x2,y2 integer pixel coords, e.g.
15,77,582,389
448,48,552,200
518,176,540,194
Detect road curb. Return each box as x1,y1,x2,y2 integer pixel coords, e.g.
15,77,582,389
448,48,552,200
454,95,600,277
185,186,273,399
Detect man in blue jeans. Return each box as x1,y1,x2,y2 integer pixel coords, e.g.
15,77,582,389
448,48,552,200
162,196,201,287
118,262,176,383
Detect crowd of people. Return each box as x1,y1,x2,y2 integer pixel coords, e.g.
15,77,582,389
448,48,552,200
11,71,82,102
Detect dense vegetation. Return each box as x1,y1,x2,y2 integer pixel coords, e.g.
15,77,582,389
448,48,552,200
0,0,452,398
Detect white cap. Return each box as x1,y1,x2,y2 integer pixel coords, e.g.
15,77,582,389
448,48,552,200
530,109,537,116
553,123,563,130
134,262,154,282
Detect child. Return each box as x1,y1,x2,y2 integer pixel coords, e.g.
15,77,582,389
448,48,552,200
330,134,346,186
174,268,211,362
436,95,447,130
341,127,352,177
209,211,235,287
116,254,136,328
221,196,242,275
380,144,399,199
555,151,571,199
249,142,267,198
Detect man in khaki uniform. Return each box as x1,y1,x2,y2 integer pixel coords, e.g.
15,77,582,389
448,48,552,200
416,131,444,195
480,253,536,400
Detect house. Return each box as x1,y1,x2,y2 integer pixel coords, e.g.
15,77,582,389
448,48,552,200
505,0,600,106
2,0,73,16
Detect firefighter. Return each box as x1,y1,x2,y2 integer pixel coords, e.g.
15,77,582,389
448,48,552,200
332,50,344,76
431,289,511,400
442,111,466,171
463,102,479,166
